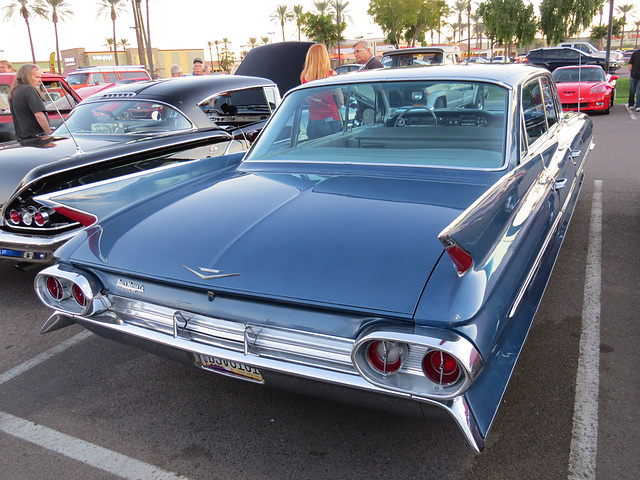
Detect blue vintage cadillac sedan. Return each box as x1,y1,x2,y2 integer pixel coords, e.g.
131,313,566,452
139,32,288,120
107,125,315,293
34,64,593,452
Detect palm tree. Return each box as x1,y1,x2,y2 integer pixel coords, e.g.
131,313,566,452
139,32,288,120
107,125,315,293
35,0,73,74
313,1,330,14
270,5,293,42
2,0,45,63
616,3,637,48
453,0,467,43
207,41,215,71
97,0,127,66
104,37,115,51
261,36,270,45
248,37,258,48
119,38,129,51
292,4,304,41
330,1,351,66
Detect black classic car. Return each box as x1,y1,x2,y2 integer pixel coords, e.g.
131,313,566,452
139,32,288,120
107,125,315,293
0,42,313,266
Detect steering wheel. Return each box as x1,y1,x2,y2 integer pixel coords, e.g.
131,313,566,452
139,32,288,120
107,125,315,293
394,106,437,127
94,109,117,119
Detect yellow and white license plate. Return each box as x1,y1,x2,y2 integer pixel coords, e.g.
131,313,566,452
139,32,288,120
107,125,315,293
200,355,264,383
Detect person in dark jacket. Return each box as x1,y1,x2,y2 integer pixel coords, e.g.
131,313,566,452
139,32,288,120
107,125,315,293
628,49,640,111
353,40,383,70
8,64,51,140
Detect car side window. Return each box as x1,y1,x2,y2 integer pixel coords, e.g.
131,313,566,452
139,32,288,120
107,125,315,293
105,72,119,82
540,77,558,128
522,79,547,145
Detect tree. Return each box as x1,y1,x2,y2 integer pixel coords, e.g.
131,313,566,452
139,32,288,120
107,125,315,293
477,0,536,57
590,20,623,48
313,1,330,15
635,20,640,47
538,0,602,46
452,0,468,43
219,37,234,73
271,4,293,41
330,1,351,65
301,12,339,45
292,4,305,41
207,41,214,71
368,0,416,48
405,0,448,47
261,36,270,45
119,38,129,51
369,0,448,49
616,3,637,48
97,0,128,66
2,0,45,64
35,0,73,74
248,37,258,48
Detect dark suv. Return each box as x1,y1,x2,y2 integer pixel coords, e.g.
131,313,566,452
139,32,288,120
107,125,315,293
523,47,619,73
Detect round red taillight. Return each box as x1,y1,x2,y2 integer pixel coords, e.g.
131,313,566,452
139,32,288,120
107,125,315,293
46,276,64,301
34,210,49,227
9,210,21,225
367,340,403,374
423,351,461,386
72,283,87,307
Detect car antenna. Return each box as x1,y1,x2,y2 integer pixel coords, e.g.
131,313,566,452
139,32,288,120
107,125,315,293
41,82,85,156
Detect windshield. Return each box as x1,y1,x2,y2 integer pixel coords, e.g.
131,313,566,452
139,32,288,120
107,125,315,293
246,80,509,169
54,99,193,135
552,67,605,83
65,72,90,86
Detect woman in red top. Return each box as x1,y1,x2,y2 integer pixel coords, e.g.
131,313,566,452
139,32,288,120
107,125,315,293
300,44,344,139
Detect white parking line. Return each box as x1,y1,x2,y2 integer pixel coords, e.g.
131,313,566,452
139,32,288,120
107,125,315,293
0,330,93,386
0,411,190,480
626,104,637,119
567,180,602,480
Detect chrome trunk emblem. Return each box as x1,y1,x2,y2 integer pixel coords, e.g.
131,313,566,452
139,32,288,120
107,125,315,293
182,265,241,280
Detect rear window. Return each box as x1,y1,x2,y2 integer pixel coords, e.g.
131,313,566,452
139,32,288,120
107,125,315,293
120,71,149,80
55,99,192,135
66,72,90,86
247,80,509,170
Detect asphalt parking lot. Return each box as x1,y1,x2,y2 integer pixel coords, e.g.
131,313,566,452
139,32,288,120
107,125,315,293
1,104,639,479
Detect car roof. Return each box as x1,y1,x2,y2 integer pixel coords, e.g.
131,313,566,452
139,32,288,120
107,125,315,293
81,74,276,106
384,46,459,55
0,72,66,82
291,64,548,91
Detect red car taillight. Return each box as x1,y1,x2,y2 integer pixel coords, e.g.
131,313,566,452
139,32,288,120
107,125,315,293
445,244,473,276
72,283,87,307
53,206,97,227
423,350,461,386
9,209,21,224
46,276,64,301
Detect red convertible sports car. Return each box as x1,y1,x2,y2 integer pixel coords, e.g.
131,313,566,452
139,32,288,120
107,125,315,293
552,65,617,114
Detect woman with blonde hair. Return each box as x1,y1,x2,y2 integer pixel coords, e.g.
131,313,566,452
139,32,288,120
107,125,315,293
300,43,343,139
9,64,51,140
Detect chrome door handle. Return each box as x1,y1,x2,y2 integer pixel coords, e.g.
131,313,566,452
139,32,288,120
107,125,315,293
555,178,568,190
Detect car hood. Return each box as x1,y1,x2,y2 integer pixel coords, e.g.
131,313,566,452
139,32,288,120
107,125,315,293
556,81,605,91
0,135,120,206
70,171,490,316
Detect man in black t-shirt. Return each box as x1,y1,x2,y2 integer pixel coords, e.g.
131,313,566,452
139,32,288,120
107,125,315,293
8,64,51,140
627,49,640,111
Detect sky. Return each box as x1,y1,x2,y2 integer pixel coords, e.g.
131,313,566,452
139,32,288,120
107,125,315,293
0,0,384,63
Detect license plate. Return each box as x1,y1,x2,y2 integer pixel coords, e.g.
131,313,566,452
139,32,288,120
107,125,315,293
200,355,264,383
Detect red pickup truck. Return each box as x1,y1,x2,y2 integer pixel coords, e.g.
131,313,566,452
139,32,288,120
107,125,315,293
0,72,82,143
